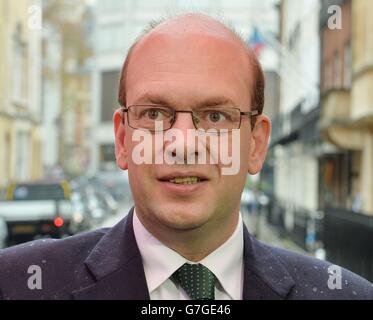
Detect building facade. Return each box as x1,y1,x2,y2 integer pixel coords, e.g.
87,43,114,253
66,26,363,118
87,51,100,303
269,0,322,250
0,0,43,189
41,0,93,177
320,0,373,215
320,0,373,281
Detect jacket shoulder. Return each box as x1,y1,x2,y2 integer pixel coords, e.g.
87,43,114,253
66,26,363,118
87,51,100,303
0,228,108,299
261,242,373,300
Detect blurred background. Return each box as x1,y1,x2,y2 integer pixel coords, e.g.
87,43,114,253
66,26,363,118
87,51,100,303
0,0,372,282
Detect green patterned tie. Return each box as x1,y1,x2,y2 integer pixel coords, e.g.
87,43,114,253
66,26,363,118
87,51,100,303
172,263,216,300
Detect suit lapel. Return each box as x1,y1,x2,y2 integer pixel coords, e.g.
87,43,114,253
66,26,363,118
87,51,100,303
242,225,295,300
72,208,150,300
72,207,295,300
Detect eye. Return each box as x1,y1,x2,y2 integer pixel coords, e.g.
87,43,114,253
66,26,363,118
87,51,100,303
147,109,161,120
139,107,172,121
207,111,226,123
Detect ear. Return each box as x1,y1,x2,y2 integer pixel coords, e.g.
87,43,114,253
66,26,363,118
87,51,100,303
113,109,128,170
247,115,271,175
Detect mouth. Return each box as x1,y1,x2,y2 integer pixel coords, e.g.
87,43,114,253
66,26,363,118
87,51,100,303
167,176,203,185
158,173,208,185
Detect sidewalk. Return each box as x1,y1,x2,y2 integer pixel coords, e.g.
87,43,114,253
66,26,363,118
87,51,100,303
241,208,308,255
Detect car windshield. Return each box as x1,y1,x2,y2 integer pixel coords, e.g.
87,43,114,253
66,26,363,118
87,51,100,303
11,184,68,201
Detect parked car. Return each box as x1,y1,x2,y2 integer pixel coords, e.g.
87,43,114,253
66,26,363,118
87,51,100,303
0,180,84,247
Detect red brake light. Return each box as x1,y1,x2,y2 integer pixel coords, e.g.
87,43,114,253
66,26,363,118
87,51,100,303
54,217,64,228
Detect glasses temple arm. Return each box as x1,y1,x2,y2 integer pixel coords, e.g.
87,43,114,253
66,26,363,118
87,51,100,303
240,110,260,117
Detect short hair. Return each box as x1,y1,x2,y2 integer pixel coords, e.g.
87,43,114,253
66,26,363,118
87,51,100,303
117,14,265,126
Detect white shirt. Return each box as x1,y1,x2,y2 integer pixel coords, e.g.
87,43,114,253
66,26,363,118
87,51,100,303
133,209,244,300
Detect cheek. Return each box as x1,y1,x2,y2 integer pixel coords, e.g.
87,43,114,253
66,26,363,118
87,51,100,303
215,173,246,216
127,164,155,208
217,135,250,193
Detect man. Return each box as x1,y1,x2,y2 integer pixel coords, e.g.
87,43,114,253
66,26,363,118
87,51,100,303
0,14,372,300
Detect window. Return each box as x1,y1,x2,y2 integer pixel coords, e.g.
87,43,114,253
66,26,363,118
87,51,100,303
343,43,352,89
15,131,29,181
324,59,333,91
101,70,120,122
12,183,67,201
12,23,27,103
334,52,341,88
100,144,116,162
1,133,11,185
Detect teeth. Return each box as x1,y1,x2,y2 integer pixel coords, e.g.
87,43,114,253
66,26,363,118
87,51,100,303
169,176,201,184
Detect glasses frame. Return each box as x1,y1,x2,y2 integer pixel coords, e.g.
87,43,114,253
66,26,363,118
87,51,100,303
120,104,260,132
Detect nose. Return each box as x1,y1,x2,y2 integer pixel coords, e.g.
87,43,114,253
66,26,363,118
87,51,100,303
165,111,199,164
172,111,196,132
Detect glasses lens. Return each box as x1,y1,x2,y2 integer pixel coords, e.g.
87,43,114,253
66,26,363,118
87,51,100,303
194,107,241,131
128,105,174,131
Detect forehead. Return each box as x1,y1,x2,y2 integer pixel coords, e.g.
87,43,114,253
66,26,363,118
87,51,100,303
126,20,252,106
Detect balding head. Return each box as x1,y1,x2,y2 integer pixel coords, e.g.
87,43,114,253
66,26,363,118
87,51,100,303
118,13,265,119
140,13,244,43
113,14,271,250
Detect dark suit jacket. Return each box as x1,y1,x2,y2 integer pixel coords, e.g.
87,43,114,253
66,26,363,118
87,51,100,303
0,207,372,300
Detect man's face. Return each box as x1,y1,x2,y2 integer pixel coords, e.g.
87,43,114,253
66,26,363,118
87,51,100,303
114,23,270,236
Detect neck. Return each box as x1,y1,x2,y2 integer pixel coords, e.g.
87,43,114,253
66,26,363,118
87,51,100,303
136,209,240,262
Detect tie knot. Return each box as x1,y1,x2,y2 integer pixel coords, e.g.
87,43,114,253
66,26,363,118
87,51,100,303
172,263,216,300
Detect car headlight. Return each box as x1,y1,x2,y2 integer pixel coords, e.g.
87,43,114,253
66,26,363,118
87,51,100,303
73,212,83,224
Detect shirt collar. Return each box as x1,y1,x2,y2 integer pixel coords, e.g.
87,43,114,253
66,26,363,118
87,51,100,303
133,211,186,293
133,209,244,300
199,216,244,300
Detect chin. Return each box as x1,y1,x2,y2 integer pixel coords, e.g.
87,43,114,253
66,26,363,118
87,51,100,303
157,205,212,231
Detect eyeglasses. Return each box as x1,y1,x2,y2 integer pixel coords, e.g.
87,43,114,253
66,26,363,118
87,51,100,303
121,105,259,132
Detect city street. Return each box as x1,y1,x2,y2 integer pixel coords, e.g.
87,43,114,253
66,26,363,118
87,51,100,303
242,207,307,255
0,0,372,291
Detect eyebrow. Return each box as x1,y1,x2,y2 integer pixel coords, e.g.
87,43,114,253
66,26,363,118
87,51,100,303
133,93,236,109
